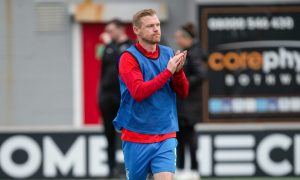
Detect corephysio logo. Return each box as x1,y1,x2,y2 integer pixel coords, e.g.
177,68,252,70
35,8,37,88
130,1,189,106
208,41,300,87
209,47,300,73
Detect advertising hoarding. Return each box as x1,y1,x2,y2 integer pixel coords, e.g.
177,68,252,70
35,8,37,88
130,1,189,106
198,3,300,122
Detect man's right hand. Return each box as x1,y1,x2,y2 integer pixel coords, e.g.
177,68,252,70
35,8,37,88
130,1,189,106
167,51,185,74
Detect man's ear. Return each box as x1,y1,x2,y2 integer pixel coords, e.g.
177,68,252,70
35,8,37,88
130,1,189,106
133,25,139,35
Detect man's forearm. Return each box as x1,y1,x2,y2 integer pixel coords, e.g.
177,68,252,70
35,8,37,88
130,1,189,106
171,69,189,98
120,69,172,102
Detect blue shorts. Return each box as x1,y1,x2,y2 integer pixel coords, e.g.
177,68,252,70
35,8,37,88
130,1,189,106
122,138,177,180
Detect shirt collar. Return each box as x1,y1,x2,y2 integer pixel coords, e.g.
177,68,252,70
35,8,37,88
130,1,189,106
135,42,159,59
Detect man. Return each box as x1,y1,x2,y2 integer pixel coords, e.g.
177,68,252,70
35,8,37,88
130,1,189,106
174,22,207,179
98,19,132,178
113,9,189,180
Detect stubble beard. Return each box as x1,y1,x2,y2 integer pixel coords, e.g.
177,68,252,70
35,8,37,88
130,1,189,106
141,34,161,45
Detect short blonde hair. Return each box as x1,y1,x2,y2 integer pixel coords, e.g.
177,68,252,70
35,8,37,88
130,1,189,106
132,9,157,27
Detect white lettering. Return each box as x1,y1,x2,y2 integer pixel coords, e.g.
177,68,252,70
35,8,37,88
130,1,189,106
294,52,300,72
208,16,294,31
197,136,212,176
215,163,255,176
0,135,41,178
253,74,262,85
225,74,235,86
271,16,294,30
247,17,269,30
265,74,276,85
263,51,279,73
43,136,86,177
238,74,250,86
279,48,294,70
279,74,292,85
257,134,292,176
208,17,246,31
262,48,300,73
295,135,300,175
278,97,291,112
89,136,109,177
297,74,300,85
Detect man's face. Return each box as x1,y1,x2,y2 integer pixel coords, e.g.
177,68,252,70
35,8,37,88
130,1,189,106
134,15,161,44
105,23,122,42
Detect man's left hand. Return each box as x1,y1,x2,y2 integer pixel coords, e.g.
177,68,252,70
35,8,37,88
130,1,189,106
175,50,187,73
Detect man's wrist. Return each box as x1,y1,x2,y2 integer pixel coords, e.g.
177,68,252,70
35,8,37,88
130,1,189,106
165,68,174,76
167,67,175,74
174,68,184,76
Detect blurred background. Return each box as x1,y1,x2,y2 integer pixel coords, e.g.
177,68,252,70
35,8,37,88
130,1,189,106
0,0,300,179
